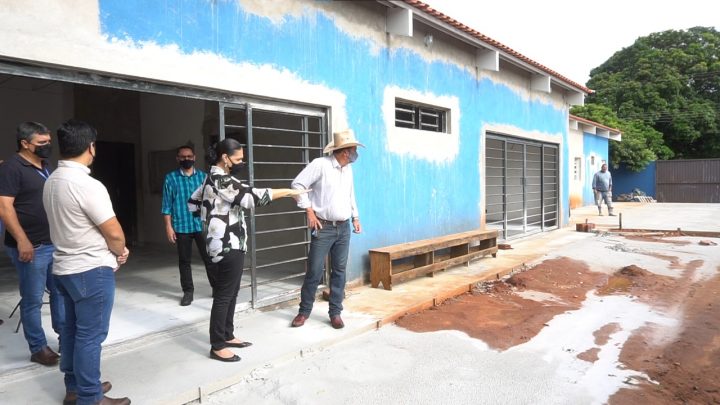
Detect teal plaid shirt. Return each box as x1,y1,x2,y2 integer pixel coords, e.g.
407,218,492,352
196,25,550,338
161,168,206,233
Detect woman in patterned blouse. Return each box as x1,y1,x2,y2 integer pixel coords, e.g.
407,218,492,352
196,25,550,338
189,138,307,362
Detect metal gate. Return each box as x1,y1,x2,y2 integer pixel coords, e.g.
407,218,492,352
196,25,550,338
656,159,720,203
220,102,327,308
485,134,559,240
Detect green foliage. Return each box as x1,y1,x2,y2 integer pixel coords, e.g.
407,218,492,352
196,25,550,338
571,104,672,172
587,27,720,159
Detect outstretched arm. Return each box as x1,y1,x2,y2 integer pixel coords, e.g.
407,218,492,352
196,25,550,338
271,188,310,199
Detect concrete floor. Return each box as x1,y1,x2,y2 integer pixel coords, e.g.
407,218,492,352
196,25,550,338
0,202,718,404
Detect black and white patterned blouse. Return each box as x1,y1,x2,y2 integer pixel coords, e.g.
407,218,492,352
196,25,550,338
188,165,271,263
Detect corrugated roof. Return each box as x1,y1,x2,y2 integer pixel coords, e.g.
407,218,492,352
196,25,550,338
402,0,593,94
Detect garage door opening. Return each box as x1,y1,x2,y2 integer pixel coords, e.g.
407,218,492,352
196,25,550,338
485,134,559,240
0,67,327,309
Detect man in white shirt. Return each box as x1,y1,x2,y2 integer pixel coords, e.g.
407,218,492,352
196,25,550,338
290,129,363,329
43,120,130,405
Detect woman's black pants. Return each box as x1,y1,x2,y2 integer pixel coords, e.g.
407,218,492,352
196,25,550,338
209,250,244,350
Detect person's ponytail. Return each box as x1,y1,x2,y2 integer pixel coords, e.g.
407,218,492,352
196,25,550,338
206,143,219,165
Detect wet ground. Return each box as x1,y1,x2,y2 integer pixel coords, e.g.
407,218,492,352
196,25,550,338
397,234,720,404
203,229,720,405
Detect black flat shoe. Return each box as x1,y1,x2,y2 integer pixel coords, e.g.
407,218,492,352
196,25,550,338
225,341,253,349
209,350,240,362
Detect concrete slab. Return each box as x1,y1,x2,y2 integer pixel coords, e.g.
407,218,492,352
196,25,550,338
1,203,718,404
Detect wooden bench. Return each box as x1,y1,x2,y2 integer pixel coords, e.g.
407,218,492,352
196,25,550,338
369,229,498,290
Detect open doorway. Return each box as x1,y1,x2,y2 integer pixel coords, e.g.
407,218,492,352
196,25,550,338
0,67,327,309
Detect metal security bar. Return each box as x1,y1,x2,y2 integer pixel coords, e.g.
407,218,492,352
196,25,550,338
395,100,447,132
220,101,327,308
485,134,559,240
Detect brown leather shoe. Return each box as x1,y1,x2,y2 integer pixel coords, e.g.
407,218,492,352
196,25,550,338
30,346,59,366
63,381,112,405
330,315,345,329
95,396,131,405
291,313,308,327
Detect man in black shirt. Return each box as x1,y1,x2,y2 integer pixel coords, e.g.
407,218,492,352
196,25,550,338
0,122,65,366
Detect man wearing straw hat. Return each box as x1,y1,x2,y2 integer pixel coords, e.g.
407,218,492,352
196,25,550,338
290,129,363,329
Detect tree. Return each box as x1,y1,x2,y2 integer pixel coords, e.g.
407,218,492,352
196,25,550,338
571,104,673,171
587,27,720,159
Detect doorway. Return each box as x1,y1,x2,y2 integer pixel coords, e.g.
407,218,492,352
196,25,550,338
485,134,559,239
220,102,327,308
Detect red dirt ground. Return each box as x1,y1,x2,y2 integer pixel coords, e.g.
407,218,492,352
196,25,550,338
395,235,720,404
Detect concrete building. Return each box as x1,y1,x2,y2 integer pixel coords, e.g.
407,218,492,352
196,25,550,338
568,115,622,208
0,0,601,309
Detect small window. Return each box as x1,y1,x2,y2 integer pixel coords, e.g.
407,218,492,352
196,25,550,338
395,100,448,132
590,155,595,166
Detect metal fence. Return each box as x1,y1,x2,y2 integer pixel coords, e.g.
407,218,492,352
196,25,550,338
656,159,720,203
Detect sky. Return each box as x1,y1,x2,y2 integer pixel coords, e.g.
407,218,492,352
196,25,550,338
424,0,720,86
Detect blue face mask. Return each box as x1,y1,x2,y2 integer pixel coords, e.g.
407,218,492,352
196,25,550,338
348,149,358,163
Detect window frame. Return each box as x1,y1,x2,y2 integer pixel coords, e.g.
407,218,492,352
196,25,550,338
394,99,449,133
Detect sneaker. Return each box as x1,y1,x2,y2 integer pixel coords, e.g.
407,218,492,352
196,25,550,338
609,213,616,216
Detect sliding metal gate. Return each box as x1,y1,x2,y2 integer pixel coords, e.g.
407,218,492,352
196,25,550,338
220,102,327,308
485,135,559,240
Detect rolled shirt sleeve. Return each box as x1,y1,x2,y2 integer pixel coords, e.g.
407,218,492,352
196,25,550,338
291,160,320,209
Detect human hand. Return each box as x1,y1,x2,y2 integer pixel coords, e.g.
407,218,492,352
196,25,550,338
17,239,34,262
166,226,176,244
307,210,322,231
352,218,361,234
115,247,130,271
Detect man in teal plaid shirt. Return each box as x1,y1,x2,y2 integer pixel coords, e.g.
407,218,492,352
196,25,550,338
161,145,213,306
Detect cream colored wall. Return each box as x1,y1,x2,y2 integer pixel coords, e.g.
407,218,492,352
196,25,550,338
568,126,584,209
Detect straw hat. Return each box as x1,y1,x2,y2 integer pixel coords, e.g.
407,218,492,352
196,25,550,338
323,129,365,154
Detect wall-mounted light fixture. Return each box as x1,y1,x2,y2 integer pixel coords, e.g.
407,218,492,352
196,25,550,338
424,34,433,47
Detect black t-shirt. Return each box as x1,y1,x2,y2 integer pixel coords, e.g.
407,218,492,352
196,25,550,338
0,154,52,247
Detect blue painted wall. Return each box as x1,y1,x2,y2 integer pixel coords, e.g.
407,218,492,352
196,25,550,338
582,132,609,205
612,162,656,198
99,0,569,281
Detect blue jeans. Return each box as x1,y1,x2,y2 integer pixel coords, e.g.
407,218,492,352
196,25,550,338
55,267,115,405
299,221,350,317
7,243,65,354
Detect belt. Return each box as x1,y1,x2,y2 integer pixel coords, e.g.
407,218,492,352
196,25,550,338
317,217,349,226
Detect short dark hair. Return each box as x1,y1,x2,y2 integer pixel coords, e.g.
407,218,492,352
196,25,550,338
177,145,194,155
16,121,50,151
56,119,97,159
207,138,243,165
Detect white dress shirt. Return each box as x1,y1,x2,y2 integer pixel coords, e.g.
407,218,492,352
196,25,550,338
43,160,118,275
291,155,358,221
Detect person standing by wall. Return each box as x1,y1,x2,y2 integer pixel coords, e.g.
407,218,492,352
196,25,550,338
0,122,65,366
290,129,363,330
188,138,308,362
592,163,615,216
162,145,213,306
43,119,131,405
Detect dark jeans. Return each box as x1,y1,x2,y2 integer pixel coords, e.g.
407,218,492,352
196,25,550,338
7,243,65,354
55,266,115,405
176,232,214,293
209,250,244,350
299,221,350,317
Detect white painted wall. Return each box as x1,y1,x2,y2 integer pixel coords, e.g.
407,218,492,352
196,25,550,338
568,126,584,208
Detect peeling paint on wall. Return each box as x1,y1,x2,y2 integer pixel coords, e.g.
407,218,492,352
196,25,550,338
0,0,576,281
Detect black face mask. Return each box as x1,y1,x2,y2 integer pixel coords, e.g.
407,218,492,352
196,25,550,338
33,144,52,159
179,160,195,170
229,162,246,177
